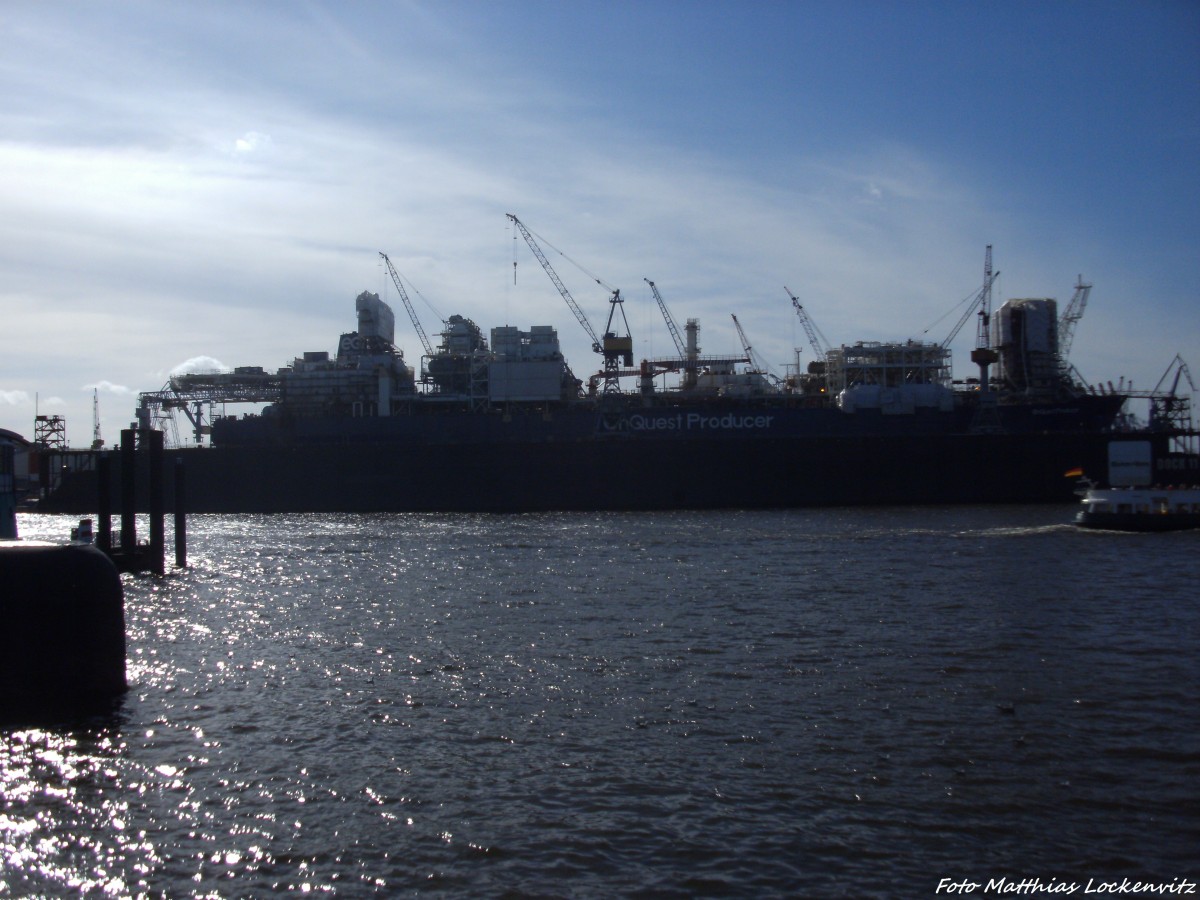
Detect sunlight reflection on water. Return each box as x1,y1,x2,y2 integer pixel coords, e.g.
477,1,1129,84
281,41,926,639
3,509,1198,896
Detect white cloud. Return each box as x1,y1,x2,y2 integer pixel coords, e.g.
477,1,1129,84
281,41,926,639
84,380,134,396
233,131,272,155
1,390,31,406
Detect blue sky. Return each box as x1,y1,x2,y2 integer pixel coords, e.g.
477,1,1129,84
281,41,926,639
2,0,1197,444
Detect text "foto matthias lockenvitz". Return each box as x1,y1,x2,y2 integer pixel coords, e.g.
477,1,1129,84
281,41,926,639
936,877,1197,895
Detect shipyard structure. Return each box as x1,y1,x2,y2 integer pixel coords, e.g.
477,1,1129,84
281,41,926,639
35,236,1197,513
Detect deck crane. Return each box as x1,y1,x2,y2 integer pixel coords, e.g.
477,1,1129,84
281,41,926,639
644,278,687,359
940,246,1000,353
507,213,632,392
1154,354,1196,397
967,246,1001,396
1150,354,1196,445
729,316,777,391
1057,275,1092,361
731,315,771,376
379,252,435,360
785,287,832,361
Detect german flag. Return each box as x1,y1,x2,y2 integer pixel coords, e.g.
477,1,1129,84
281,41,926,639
1063,467,1085,478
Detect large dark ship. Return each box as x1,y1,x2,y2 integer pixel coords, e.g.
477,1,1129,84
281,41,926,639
35,237,1197,514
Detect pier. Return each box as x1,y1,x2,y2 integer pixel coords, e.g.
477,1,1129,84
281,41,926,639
0,428,187,721
95,428,187,575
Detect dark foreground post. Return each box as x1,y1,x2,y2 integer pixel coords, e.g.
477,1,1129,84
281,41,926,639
0,444,15,540
0,544,126,722
119,429,136,552
147,429,165,576
96,452,112,552
174,458,187,568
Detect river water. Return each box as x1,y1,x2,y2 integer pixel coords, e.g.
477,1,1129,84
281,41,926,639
3,508,1197,898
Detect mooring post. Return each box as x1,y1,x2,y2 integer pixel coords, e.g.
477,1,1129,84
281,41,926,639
119,429,136,552
174,458,187,568
96,452,112,553
0,543,126,721
147,428,165,576
0,444,16,540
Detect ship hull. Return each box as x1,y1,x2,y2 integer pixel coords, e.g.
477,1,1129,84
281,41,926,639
36,423,1160,514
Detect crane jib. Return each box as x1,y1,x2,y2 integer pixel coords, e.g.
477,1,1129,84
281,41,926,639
506,214,601,349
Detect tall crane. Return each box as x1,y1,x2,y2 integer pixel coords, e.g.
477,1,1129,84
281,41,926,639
732,316,782,393
507,214,600,351
91,388,103,450
507,213,632,392
644,278,686,358
379,252,435,359
785,287,832,361
1057,275,1092,361
941,246,999,351
976,245,994,350
731,315,768,374
967,246,1000,395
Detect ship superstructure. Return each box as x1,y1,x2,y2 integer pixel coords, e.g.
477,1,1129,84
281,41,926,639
136,289,1113,442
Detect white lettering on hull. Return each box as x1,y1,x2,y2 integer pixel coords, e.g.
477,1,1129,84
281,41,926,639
607,414,776,433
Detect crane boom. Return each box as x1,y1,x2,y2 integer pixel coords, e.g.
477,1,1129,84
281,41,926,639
507,213,601,350
644,278,686,358
1058,274,1092,361
785,287,831,359
731,314,768,374
941,257,999,349
1153,353,1196,396
975,245,994,350
379,252,434,358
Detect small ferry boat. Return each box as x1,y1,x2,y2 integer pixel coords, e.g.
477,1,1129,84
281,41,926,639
1074,485,1200,532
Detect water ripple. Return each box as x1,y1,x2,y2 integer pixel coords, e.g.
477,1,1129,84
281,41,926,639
4,508,1198,896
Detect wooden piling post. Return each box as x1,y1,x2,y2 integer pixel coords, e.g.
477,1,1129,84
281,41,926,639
119,429,136,552
96,452,112,553
174,458,187,568
147,429,165,576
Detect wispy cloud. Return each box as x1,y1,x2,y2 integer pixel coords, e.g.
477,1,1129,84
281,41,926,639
84,381,134,396
232,132,272,157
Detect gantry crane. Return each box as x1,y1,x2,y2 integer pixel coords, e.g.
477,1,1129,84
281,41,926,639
1150,354,1196,446
785,287,832,361
379,252,435,360
507,214,632,392
644,278,686,359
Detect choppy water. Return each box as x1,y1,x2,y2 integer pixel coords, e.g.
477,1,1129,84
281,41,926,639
3,508,1198,898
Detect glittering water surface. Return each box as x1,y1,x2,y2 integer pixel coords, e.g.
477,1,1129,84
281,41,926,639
3,508,1198,897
